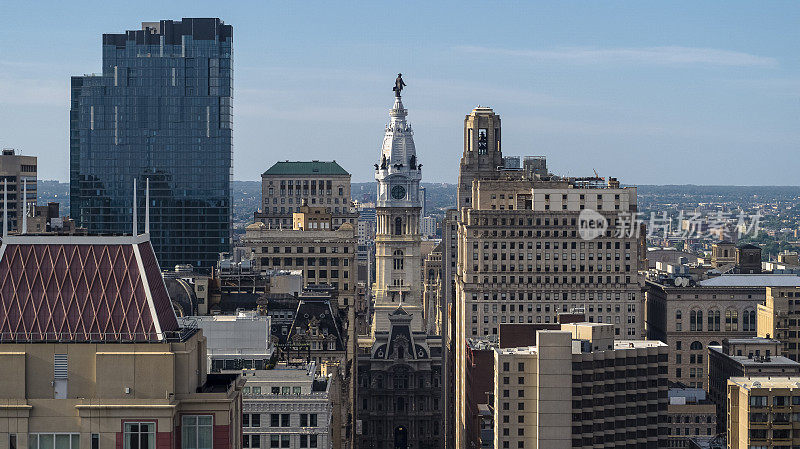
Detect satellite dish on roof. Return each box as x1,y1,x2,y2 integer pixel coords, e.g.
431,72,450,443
674,277,689,287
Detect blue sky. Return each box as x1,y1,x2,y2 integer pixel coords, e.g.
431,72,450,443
1,1,798,184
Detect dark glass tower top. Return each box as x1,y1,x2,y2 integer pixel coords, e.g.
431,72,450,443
70,18,232,271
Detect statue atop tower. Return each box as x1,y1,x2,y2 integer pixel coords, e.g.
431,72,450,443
393,73,405,97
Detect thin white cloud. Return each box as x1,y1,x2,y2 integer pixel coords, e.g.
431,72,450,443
456,45,778,67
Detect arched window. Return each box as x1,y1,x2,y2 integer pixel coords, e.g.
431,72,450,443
393,250,404,270
725,309,739,331
709,341,720,347
676,310,682,321
708,308,721,331
394,217,403,235
690,341,703,351
693,309,703,332
690,310,696,331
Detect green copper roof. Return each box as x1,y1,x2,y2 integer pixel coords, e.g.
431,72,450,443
263,161,350,176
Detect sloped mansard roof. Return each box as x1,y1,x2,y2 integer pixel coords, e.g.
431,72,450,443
0,234,180,342
263,161,349,176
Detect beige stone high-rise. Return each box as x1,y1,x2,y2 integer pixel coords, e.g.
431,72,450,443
493,324,668,449
758,286,800,361
0,148,36,232
727,377,800,449
453,106,645,449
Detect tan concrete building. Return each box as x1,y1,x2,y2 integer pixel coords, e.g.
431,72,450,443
0,233,243,449
0,148,36,233
242,219,357,308
255,160,358,229
293,203,333,231
453,106,646,449
758,286,800,361
727,377,800,449
493,323,668,449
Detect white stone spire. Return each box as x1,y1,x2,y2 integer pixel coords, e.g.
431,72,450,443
371,83,425,335
375,93,422,209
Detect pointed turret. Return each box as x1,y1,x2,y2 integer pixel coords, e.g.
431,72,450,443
375,91,421,209
371,77,424,336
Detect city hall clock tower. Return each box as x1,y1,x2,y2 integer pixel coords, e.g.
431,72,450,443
372,76,423,334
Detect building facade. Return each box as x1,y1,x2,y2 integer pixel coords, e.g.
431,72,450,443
457,175,642,337
421,216,437,238
727,377,800,449
665,389,717,445
178,311,274,373
758,286,800,361
454,106,645,448
0,232,243,449
0,148,36,233
708,338,800,434
357,306,444,449
242,219,357,308
255,161,358,229
645,280,765,388
70,18,232,270
263,290,356,449
493,324,669,449
241,362,333,449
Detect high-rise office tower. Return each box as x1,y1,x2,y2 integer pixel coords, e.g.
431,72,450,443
0,148,37,232
493,324,668,449
453,106,645,448
70,18,233,270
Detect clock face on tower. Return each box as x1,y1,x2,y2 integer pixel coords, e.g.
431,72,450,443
391,185,406,200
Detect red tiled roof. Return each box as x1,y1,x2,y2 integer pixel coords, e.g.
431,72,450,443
0,235,179,342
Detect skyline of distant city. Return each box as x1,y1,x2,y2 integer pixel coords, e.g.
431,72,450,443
1,7,800,449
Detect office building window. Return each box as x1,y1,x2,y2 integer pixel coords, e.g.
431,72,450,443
29,435,80,449
122,423,156,449
243,435,260,448
182,415,213,449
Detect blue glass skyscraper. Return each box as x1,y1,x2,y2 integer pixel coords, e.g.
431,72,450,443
70,18,232,270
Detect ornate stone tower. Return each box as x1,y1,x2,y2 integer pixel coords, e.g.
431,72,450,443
457,107,503,210
372,82,423,334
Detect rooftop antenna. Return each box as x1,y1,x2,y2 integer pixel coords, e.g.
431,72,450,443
132,178,138,236
2,179,6,239
145,177,150,234
21,178,27,235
